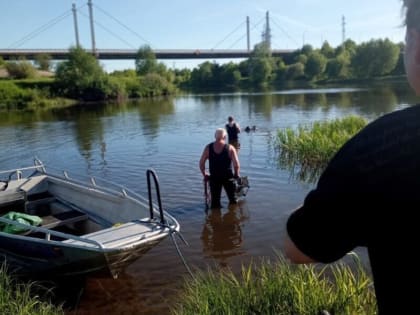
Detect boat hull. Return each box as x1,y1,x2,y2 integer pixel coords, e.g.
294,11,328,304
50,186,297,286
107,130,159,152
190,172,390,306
0,234,165,278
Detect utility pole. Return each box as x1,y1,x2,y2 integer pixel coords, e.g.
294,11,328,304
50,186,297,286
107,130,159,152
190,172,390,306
72,3,80,47
342,15,346,44
246,16,250,51
88,0,97,56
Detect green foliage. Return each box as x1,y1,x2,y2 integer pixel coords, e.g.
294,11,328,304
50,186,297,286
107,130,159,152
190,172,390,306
0,57,4,67
135,45,158,76
320,41,335,58
0,264,64,315
326,51,351,79
34,53,52,71
285,62,305,80
139,73,175,97
0,80,40,110
55,46,111,100
5,60,37,79
172,253,376,315
276,115,367,182
351,39,400,78
301,44,314,56
249,57,272,85
304,52,327,80
0,80,74,111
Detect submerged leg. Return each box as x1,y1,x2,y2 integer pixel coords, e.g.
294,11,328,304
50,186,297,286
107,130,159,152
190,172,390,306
209,179,223,208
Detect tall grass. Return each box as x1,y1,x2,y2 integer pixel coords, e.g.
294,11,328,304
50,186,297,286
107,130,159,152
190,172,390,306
276,116,367,182
172,253,376,315
0,265,64,315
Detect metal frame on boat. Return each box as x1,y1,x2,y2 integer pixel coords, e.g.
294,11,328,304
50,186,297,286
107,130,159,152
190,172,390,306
0,159,180,279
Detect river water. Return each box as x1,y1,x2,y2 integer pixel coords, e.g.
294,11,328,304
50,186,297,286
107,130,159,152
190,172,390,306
0,80,416,314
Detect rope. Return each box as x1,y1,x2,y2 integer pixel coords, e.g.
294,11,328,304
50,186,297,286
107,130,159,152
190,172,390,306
136,219,196,280
170,231,196,280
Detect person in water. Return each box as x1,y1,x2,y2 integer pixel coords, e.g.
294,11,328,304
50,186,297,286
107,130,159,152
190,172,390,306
225,116,241,149
199,128,240,209
283,1,420,313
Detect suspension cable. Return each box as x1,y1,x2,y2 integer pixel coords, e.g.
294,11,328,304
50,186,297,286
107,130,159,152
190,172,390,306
270,16,300,47
212,20,246,50
8,10,73,48
92,3,151,46
77,10,137,49
228,17,265,50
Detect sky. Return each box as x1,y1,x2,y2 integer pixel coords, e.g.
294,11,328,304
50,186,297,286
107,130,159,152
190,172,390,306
1,0,406,72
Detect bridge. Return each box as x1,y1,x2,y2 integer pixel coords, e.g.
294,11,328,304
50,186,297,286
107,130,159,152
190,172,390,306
1,1,299,63
0,48,295,61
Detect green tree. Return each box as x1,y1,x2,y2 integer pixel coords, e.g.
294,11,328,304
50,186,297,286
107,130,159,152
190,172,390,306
326,56,349,79
391,42,405,75
135,45,157,76
320,41,335,58
55,46,111,100
5,59,36,79
34,53,52,71
301,44,314,56
249,42,273,85
285,62,305,80
351,38,400,78
304,51,327,80
221,62,241,86
191,61,215,88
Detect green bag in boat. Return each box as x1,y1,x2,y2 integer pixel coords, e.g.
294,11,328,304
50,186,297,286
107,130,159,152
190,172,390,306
0,211,42,234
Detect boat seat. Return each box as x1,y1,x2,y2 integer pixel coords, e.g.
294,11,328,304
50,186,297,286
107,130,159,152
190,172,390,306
40,209,88,229
64,221,156,248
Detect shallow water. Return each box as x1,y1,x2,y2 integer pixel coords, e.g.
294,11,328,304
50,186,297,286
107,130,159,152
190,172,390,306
0,82,415,314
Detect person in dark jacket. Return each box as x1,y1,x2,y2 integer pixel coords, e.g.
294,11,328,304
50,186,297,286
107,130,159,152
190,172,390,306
199,128,240,208
283,1,420,314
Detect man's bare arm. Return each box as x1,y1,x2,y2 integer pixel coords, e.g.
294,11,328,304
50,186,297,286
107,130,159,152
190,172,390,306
199,145,209,176
229,145,240,177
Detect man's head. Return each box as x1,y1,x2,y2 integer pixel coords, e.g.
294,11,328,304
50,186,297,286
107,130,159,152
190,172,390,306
403,0,420,95
215,128,227,141
228,116,234,123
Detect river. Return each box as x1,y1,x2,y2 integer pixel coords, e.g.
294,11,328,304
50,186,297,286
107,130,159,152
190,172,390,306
0,79,416,314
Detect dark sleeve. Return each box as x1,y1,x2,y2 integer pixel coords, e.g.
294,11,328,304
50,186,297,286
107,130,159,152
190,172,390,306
287,188,365,263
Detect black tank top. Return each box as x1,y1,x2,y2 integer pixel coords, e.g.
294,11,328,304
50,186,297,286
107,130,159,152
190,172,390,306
226,123,239,141
208,142,233,179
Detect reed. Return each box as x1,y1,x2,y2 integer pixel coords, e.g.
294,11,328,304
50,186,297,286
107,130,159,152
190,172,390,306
172,253,376,315
0,265,63,315
276,116,367,182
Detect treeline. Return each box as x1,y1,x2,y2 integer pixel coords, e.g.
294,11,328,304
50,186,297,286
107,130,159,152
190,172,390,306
188,38,403,89
0,38,404,108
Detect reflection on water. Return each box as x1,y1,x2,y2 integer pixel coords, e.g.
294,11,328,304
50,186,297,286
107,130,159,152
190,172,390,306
0,80,416,314
201,203,250,267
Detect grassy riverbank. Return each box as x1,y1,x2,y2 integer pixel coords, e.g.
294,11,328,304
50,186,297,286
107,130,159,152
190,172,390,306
0,265,64,315
0,79,76,111
172,253,376,315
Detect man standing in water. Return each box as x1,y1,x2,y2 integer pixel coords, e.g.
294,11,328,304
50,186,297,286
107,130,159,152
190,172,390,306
199,128,240,209
284,1,420,314
225,116,241,150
